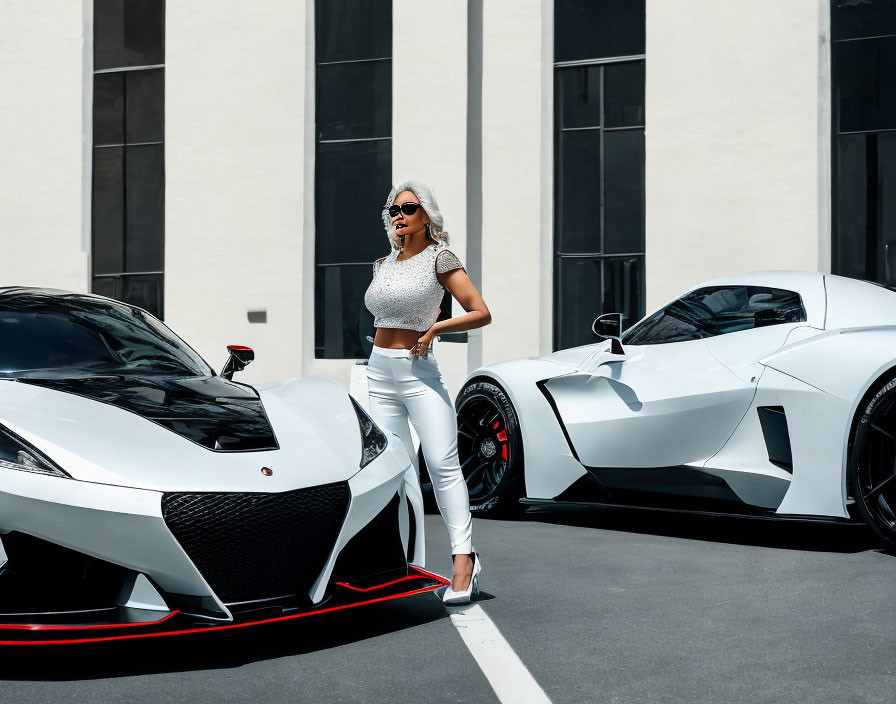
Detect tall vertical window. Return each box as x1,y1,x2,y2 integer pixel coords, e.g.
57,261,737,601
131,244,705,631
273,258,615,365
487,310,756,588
92,0,165,318
553,0,645,350
832,1,896,287
314,0,392,358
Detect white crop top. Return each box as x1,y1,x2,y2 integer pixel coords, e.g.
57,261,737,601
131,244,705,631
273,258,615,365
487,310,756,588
364,244,464,331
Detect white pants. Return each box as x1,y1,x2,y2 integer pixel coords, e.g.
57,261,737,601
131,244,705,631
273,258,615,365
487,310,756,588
366,345,473,555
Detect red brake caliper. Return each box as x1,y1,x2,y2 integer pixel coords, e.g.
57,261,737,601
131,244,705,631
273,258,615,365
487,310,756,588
493,420,508,460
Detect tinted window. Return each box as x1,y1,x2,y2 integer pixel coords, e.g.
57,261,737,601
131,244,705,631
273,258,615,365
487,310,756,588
93,73,125,145
315,140,391,265
314,264,372,359
556,129,601,254
314,0,392,358
316,61,391,141
554,0,645,63
0,315,115,372
835,36,896,133
126,69,164,143
0,297,210,377
92,274,164,319
832,0,896,289
93,2,165,317
557,66,601,129
623,286,807,345
832,0,896,41
315,0,391,63
604,61,645,128
92,146,125,275
554,56,645,350
125,144,165,271
833,132,896,284
555,256,643,349
94,0,165,70
604,130,645,254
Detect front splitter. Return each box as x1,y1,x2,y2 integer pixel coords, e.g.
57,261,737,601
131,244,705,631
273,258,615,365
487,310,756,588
0,566,448,645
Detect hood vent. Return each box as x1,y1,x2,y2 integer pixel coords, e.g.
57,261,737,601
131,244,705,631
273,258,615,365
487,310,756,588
19,375,278,452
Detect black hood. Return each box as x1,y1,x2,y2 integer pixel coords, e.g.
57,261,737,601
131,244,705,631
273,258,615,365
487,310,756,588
18,375,278,452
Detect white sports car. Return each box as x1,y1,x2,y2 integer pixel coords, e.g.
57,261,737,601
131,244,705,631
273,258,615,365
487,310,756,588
454,271,896,549
0,287,443,645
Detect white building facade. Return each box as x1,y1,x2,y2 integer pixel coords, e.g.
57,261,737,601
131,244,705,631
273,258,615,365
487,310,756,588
1,0,888,398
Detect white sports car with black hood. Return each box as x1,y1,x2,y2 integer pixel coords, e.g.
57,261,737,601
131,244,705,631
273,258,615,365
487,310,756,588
453,272,896,550
0,287,444,645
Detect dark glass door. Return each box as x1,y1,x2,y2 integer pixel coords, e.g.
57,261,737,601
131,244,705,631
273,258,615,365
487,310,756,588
313,0,392,359
832,3,896,286
553,1,646,351
835,133,896,284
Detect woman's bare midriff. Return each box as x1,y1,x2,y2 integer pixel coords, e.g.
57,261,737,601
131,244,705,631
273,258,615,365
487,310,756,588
373,328,424,349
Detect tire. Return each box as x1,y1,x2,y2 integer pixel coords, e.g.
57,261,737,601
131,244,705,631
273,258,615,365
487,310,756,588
848,374,896,551
454,379,525,516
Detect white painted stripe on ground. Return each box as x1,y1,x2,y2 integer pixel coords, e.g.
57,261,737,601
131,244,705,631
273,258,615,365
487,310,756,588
449,603,553,704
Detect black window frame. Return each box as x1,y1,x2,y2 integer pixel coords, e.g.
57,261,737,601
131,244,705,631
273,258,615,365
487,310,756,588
622,286,807,346
313,0,392,359
91,0,166,319
552,0,646,352
831,2,896,288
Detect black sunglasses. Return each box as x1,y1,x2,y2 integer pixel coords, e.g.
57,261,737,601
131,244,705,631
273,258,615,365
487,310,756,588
389,202,424,218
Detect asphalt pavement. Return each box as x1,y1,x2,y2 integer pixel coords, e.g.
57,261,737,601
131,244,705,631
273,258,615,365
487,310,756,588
0,507,893,704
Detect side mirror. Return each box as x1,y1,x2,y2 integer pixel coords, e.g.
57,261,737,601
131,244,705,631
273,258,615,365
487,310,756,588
221,345,255,380
592,313,625,355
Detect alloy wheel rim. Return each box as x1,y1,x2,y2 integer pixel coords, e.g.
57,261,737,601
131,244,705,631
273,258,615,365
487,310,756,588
456,395,511,501
855,391,896,537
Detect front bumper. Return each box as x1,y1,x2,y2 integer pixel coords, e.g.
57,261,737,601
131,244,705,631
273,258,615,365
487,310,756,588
0,565,447,645
0,436,440,642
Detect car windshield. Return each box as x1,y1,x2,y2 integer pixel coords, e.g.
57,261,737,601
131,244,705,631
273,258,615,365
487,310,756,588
0,294,213,379
622,285,807,345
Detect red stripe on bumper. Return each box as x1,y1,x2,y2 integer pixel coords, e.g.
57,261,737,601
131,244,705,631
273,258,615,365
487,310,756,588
0,566,448,645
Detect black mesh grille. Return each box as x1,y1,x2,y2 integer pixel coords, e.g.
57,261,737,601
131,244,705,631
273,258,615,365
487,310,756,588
162,483,350,605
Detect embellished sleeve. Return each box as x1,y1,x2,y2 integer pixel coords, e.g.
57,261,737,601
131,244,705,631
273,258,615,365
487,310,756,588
435,248,464,274
372,256,386,279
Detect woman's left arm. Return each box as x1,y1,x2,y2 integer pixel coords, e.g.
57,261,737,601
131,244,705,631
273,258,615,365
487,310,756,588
414,269,491,356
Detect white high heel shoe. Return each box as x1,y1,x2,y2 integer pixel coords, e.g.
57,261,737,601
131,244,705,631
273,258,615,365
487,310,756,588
442,552,481,605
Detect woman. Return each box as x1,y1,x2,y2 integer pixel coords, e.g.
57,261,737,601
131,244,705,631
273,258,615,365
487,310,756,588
363,180,491,605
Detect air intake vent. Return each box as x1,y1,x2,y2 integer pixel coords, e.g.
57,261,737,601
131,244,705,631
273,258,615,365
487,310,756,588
162,483,350,604
331,493,407,587
757,406,793,473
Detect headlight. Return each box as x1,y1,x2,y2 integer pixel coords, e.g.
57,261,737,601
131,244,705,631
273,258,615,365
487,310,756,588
349,397,388,468
0,424,70,478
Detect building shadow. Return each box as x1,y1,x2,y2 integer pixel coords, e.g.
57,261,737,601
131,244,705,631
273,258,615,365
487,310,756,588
520,503,886,555
0,593,450,681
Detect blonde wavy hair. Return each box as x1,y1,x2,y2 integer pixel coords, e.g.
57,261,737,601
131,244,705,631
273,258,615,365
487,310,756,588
381,179,449,251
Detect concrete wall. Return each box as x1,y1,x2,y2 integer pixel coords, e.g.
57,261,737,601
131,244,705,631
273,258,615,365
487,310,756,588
390,0,469,397
0,0,89,292
165,1,308,383
480,0,554,365
645,0,831,310
0,0,836,386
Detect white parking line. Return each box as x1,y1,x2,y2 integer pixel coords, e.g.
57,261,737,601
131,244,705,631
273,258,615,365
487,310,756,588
449,603,553,704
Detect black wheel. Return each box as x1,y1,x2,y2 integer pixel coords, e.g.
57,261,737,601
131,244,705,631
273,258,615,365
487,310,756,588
454,379,525,515
849,375,896,551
